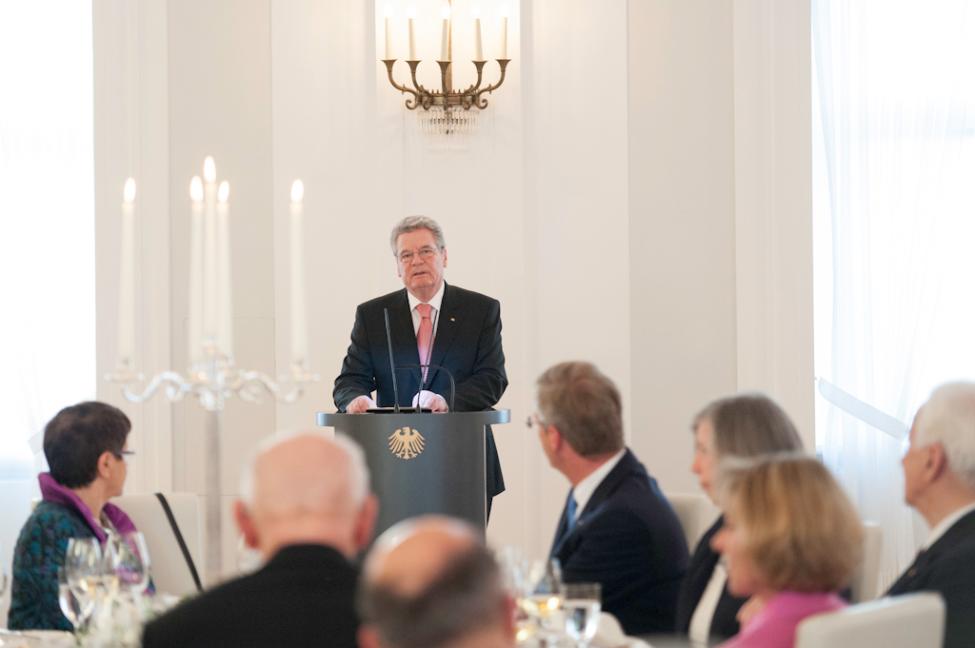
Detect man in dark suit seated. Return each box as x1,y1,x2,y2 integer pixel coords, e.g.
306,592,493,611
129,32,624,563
357,515,516,648
532,361,689,635
887,381,975,648
333,215,508,510
142,432,377,648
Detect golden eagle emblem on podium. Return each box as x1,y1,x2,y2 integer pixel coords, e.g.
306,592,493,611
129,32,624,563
388,427,425,460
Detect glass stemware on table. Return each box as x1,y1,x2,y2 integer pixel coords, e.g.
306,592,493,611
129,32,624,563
562,582,601,647
499,548,605,647
60,532,152,635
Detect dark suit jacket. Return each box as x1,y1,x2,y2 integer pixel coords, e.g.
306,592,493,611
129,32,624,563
886,508,975,648
674,516,746,640
550,449,689,636
141,544,359,648
333,283,508,497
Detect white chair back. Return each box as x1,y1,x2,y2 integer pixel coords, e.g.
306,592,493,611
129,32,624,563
666,492,716,550
850,521,883,602
112,492,203,597
796,593,945,648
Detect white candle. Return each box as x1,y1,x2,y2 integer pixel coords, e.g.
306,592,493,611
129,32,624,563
473,9,483,61
500,8,508,58
203,156,218,353
384,5,393,59
117,178,137,366
189,176,204,366
440,5,451,61
407,7,416,59
289,180,308,367
216,181,234,359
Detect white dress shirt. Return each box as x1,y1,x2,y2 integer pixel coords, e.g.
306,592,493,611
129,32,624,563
688,562,728,643
569,449,627,523
406,282,445,337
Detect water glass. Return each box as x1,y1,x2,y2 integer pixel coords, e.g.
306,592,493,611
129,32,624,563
64,537,106,613
58,566,94,631
525,559,564,635
563,582,601,647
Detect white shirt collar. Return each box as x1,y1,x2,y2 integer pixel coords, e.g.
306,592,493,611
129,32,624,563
924,501,975,549
570,449,626,520
407,281,445,314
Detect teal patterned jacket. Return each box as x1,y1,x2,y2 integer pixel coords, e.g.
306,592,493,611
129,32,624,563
7,501,95,631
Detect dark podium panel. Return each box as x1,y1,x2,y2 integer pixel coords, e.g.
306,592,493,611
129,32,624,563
316,410,510,537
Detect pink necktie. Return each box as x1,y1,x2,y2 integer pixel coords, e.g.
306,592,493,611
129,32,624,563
416,303,433,382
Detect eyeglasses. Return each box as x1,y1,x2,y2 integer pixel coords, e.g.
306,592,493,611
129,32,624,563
397,246,440,263
112,450,136,460
525,414,548,430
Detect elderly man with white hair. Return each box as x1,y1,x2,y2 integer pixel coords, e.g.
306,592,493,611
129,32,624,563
887,381,975,648
142,432,377,648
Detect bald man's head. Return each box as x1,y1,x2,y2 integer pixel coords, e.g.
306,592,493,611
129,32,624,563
358,517,514,648
234,432,376,559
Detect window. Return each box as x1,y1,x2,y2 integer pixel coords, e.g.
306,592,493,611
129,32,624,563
813,0,975,588
0,0,95,593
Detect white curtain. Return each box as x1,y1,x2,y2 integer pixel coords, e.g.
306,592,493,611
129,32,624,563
813,0,975,590
0,0,95,608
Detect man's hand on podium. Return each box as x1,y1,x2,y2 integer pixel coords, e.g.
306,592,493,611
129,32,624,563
347,395,377,414
412,390,449,412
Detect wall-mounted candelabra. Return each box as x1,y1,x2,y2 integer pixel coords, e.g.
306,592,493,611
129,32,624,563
107,161,318,585
381,2,512,135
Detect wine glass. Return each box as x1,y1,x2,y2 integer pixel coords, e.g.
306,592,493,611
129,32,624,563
525,558,564,638
58,566,94,631
107,532,150,597
64,537,104,615
563,582,601,647
497,547,534,642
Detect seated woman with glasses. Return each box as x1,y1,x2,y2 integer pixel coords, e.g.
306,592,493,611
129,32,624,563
676,394,805,641
712,454,863,648
7,401,140,631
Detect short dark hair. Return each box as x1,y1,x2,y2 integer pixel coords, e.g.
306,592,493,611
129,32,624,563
358,544,507,648
43,401,131,488
536,361,624,456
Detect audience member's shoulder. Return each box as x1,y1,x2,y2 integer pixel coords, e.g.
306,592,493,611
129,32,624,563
22,501,87,538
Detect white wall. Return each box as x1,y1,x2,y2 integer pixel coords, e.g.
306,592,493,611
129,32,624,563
93,0,812,571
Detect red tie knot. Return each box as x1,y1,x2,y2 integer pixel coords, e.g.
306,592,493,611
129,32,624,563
416,303,433,319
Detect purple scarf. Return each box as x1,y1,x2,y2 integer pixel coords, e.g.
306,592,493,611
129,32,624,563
38,472,138,543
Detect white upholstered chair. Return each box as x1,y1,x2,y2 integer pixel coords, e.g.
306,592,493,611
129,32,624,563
796,593,945,648
850,521,883,602
665,492,717,550
113,492,203,597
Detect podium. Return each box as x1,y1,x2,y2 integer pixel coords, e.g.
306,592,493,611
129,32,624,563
316,410,510,537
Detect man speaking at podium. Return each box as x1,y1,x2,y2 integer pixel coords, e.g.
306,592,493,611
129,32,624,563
333,216,508,507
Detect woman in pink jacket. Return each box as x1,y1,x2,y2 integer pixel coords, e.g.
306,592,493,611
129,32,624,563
712,454,863,648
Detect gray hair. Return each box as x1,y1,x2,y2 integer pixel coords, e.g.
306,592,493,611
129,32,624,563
358,521,506,648
692,392,803,459
915,381,975,489
239,430,370,508
389,216,446,255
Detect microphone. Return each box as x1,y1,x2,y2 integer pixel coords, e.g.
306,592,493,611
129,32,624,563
383,308,401,413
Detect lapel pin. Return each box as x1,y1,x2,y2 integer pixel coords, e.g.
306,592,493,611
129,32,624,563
450,317,456,322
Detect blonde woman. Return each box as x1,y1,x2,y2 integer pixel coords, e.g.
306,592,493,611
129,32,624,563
712,454,863,648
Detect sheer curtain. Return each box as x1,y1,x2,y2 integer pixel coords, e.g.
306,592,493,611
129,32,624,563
813,0,975,590
0,0,95,612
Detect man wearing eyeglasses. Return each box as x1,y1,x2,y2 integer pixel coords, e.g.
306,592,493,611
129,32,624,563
333,215,508,507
